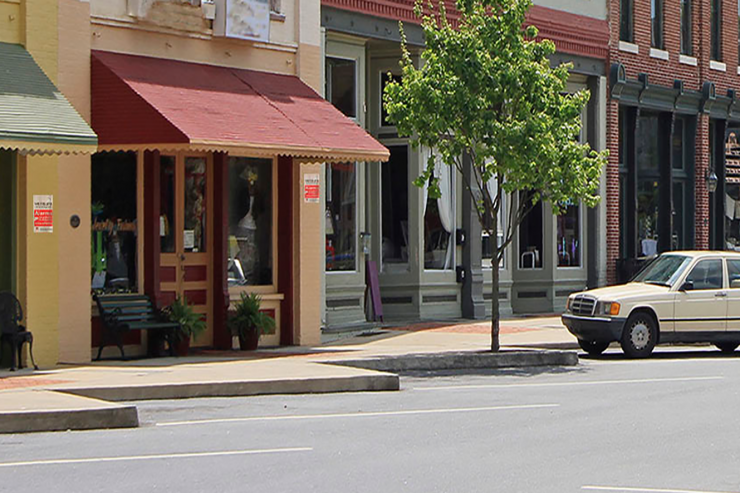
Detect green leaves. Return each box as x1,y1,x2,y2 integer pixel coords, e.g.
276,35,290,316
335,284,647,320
383,0,606,216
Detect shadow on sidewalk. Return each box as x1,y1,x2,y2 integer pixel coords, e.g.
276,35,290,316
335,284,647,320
397,364,590,379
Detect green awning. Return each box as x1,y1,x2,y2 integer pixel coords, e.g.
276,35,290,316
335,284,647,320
0,42,97,155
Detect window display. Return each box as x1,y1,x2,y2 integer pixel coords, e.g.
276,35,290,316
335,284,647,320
326,162,357,272
557,203,580,267
91,152,138,293
184,157,207,253
423,155,453,270
725,130,740,250
227,157,273,286
519,193,543,269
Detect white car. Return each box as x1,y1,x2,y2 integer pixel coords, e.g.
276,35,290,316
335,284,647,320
562,251,740,358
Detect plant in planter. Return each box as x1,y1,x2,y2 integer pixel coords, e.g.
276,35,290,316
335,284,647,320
164,295,207,356
228,292,276,351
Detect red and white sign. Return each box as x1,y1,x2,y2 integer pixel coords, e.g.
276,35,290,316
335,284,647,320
304,174,320,203
33,195,53,233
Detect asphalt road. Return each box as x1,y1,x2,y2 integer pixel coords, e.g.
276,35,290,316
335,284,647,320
2,347,740,493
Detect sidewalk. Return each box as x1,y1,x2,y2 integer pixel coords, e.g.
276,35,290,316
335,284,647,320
0,314,577,434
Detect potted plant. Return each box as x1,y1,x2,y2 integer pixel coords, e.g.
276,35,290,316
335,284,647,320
228,292,276,351
164,295,207,356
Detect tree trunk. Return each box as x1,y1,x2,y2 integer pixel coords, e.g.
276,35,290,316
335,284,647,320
491,256,500,352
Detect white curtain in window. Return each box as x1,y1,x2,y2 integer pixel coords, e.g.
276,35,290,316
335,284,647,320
422,147,454,269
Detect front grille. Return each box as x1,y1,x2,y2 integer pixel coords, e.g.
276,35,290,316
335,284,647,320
571,295,596,316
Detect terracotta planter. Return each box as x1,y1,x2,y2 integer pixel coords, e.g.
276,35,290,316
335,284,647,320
174,335,191,357
238,329,260,351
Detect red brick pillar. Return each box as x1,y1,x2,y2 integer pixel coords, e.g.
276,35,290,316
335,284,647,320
606,98,621,285
695,115,710,249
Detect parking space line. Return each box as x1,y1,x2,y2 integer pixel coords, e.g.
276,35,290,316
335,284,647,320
582,485,735,493
0,447,313,468
156,403,560,427
413,376,723,391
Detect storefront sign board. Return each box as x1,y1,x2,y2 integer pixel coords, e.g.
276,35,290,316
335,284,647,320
33,195,53,233
304,174,320,203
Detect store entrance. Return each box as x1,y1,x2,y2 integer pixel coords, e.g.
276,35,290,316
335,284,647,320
158,154,213,344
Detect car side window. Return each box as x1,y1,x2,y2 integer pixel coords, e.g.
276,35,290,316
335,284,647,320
685,259,724,290
728,259,740,289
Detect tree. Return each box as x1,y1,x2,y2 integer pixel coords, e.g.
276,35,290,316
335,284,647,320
383,0,607,351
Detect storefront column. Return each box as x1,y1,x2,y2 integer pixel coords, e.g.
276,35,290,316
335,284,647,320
697,115,712,249
212,151,231,349
605,98,622,285
143,150,162,306
461,153,485,319
278,156,295,345
16,154,60,367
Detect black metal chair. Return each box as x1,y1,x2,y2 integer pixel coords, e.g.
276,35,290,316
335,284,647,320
0,292,38,371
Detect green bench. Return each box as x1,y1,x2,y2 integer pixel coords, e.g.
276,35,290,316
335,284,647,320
94,294,180,360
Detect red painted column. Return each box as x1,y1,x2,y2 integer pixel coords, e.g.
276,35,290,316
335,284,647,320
277,156,294,346
143,150,162,307
212,152,231,349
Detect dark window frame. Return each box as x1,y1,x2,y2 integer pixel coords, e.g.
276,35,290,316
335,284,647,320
711,0,722,61
651,0,664,49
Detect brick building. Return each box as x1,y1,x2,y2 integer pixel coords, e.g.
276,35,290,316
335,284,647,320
608,0,740,283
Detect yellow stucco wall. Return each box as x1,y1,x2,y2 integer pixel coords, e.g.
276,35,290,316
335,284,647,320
0,0,21,44
16,155,61,367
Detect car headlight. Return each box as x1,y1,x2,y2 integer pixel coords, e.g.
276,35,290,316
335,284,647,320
597,301,621,316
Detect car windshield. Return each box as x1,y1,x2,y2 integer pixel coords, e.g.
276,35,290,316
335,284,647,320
632,254,692,286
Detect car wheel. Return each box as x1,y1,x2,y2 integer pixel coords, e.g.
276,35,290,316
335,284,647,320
620,312,657,358
577,339,610,356
715,342,739,353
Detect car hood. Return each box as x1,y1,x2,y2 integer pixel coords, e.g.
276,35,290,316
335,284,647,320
577,282,671,301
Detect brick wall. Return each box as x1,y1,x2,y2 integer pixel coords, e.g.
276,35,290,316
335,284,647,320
607,0,740,283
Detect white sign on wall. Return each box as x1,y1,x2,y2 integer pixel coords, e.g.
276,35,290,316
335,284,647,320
214,0,270,42
33,195,53,233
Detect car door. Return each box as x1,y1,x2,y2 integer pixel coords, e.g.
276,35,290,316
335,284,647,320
725,258,740,332
673,258,727,333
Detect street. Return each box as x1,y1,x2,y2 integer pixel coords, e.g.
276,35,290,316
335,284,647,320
1,348,740,493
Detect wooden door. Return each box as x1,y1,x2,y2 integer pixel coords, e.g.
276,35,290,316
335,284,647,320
158,154,213,345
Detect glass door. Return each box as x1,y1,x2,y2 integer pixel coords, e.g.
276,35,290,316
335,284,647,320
159,154,213,345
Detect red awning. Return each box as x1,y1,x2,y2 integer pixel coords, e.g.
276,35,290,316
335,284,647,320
92,51,389,162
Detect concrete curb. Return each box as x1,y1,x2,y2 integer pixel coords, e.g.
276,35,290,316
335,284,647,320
332,349,579,372
60,373,400,402
0,405,138,434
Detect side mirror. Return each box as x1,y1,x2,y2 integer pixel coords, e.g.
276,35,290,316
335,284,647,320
680,280,694,292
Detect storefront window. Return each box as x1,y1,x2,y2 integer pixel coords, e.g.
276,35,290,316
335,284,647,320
382,145,409,268
725,129,740,251
91,152,138,293
557,203,580,267
672,117,693,250
326,57,356,119
326,162,357,272
227,157,273,286
519,194,543,269
424,161,453,270
184,157,207,253
160,156,175,253
638,180,659,256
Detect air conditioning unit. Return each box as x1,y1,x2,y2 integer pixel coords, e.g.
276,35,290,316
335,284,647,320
213,0,270,42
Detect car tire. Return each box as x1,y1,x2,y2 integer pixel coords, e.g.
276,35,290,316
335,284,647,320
577,339,610,356
620,312,657,358
715,342,739,353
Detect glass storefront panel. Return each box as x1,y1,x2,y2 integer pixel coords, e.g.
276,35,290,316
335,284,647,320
160,156,176,254
326,162,357,272
184,157,207,253
227,157,273,286
726,129,740,250
91,152,138,292
382,145,409,268
519,195,543,269
424,165,453,270
557,203,580,267
638,180,659,256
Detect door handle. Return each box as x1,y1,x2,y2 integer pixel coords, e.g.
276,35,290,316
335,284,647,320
715,292,727,297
